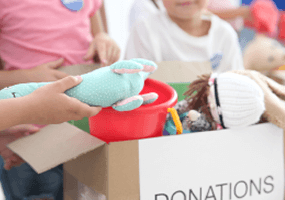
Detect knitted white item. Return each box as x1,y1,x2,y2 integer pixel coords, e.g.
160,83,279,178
215,73,265,128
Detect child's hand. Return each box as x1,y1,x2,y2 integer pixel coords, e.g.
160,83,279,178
84,32,120,67
25,58,68,82
0,124,39,170
22,76,102,125
241,6,252,21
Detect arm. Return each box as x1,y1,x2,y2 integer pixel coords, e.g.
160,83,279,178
99,1,108,33
0,58,69,90
208,6,250,21
0,70,31,90
90,12,105,37
86,11,120,66
0,76,102,131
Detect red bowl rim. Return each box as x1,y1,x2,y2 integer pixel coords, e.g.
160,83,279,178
101,78,178,113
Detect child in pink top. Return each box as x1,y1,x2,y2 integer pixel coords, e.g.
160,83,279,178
0,0,120,84
0,0,120,200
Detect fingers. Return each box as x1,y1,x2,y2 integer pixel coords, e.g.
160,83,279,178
4,155,25,170
8,124,40,134
84,41,97,61
49,76,83,93
108,46,121,65
87,106,102,117
47,58,65,69
68,97,102,119
97,43,107,66
54,70,69,80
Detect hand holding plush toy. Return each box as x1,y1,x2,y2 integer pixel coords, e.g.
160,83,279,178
0,58,159,111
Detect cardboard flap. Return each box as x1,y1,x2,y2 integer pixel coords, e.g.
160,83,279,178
8,123,105,174
150,61,212,83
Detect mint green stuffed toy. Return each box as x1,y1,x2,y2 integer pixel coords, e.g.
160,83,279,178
0,58,159,111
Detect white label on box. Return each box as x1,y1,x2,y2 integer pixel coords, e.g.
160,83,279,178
139,123,284,200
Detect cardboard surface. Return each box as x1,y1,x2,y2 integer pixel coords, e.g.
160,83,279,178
8,123,105,174
150,61,212,83
139,123,284,200
64,144,109,196
108,141,140,200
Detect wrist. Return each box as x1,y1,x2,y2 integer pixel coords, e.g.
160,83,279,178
240,6,251,18
94,32,106,39
19,95,39,124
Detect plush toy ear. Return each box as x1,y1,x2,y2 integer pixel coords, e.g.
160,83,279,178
130,58,158,73
110,61,143,74
263,73,285,101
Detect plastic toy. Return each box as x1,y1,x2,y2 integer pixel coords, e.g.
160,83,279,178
0,58,159,111
167,108,183,134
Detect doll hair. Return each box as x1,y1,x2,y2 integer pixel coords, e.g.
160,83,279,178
151,0,159,9
184,74,217,130
184,73,267,130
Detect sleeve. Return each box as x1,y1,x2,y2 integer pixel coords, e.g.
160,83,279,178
214,26,244,73
124,20,156,61
89,0,103,17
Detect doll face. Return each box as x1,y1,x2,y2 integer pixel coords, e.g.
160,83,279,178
162,0,208,19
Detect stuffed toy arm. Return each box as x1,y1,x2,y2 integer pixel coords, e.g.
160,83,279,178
230,70,285,130
0,59,159,112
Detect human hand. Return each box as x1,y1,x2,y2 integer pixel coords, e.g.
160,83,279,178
0,124,39,170
22,76,102,125
84,32,121,67
25,58,68,82
241,6,252,21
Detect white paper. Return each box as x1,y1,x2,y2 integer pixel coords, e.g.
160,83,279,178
139,123,284,200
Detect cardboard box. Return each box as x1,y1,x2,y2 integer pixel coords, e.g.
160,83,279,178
7,62,285,200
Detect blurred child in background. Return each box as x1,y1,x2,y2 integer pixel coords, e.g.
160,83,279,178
126,0,244,73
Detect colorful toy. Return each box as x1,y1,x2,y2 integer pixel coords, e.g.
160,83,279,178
179,70,285,130
167,108,183,134
0,58,159,111
244,0,279,35
165,101,212,134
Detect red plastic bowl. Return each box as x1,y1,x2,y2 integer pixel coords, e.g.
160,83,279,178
89,78,178,143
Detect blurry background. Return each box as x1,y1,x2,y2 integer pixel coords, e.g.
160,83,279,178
104,0,285,60
0,0,284,199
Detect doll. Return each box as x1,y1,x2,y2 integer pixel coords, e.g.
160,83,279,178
0,58,159,111
181,70,285,131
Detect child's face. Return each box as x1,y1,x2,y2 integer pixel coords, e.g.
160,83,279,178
163,0,208,19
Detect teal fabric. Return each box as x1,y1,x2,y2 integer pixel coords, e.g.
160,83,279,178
0,59,158,111
164,112,191,135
